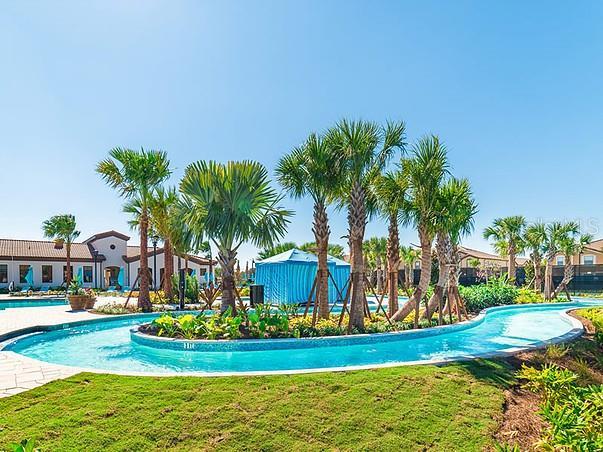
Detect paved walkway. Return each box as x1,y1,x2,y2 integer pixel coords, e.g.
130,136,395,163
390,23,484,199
0,297,127,397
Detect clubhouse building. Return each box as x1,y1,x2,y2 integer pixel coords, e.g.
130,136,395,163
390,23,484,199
0,230,213,290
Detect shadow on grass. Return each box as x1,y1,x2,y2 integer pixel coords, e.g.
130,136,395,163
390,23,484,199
446,358,518,389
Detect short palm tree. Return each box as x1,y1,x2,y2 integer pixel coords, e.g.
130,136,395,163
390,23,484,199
42,214,80,287
125,186,180,300
483,216,526,284
552,230,592,300
524,223,547,292
541,222,579,300
374,170,408,315
276,133,341,319
298,242,346,260
97,148,171,312
180,160,292,313
327,119,406,330
391,136,449,325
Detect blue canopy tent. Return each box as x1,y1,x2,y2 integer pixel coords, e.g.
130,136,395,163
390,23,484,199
254,249,350,304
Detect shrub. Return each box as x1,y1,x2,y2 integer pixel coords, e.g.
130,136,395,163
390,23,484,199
93,303,140,315
515,288,545,304
517,364,603,450
576,308,603,346
459,276,519,313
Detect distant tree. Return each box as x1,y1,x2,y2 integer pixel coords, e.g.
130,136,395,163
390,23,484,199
42,214,80,287
483,216,527,284
258,242,298,260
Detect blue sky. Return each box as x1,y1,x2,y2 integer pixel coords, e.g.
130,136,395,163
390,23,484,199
1,1,601,265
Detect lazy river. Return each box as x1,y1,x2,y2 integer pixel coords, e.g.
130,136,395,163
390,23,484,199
3,300,601,375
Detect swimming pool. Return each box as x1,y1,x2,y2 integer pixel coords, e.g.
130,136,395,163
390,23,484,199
0,298,67,310
3,300,601,375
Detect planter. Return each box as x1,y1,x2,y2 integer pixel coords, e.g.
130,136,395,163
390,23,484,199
68,295,89,311
85,297,96,310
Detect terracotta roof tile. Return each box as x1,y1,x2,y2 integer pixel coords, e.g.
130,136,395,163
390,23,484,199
0,239,101,261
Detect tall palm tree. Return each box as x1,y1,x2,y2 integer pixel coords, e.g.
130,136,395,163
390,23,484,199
42,214,80,287
552,230,592,300
524,223,547,292
276,133,341,319
374,170,408,315
399,245,420,291
327,119,406,330
97,148,171,312
483,216,526,284
541,222,579,301
425,177,477,320
391,136,449,325
180,160,292,313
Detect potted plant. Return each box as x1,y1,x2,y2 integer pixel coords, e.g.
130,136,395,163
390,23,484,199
67,277,92,310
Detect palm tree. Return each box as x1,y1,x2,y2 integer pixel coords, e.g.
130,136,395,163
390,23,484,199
258,242,298,260
124,187,180,300
276,133,341,319
42,214,80,287
374,170,408,315
524,223,547,292
424,178,477,321
399,245,420,292
97,148,171,311
180,160,292,313
298,242,346,260
483,216,526,284
552,230,592,300
541,222,578,301
391,136,449,325
327,119,406,330
364,237,387,293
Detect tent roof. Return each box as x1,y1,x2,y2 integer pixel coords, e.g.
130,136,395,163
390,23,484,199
257,248,350,266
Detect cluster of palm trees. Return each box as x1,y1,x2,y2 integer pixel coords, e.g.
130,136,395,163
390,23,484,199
277,119,477,330
97,151,292,313
483,216,592,300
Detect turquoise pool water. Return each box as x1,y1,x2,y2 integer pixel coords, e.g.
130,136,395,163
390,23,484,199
4,300,601,374
0,298,67,310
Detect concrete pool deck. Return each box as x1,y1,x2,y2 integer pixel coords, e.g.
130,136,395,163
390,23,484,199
0,297,129,397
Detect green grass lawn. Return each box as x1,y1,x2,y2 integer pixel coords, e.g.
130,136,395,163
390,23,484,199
0,360,514,451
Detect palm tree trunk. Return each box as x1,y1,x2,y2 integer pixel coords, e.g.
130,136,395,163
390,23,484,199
508,246,516,284
376,254,383,294
139,210,152,312
313,200,330,320
391,226,432,325
533,254,542,293
348,181,366,330
218,249,237,313
164,238,174,300
551,257,573,300
404,263,412,291
387,213,400,316
544,257,554,301
66,242,72,287
424,232,449,320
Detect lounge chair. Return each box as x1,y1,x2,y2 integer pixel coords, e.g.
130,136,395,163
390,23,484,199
38,285,51,294
120,286,131,293
19,286,32,295
107,286,117,292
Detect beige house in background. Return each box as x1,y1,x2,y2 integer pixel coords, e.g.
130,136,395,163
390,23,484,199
552,238,603,269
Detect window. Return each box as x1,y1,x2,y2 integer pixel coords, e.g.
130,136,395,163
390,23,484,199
42,265,53,283
582,255,595,266
0,264,7,283
556,256,565,266
19,265,30,284
63,266,73,283
83,266,93,283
